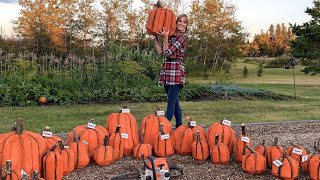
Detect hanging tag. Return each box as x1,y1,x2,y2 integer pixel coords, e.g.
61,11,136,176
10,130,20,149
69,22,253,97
121,109,130,113
273,159,283,167
241,137,250,143
82,141,88,145
222,119,231,126
302,155,308,162
157,111,165,116
42,131,53,137
189,121,197,127
87,122,96,129
292,148,303,155
64,146,70,149
121,133,129,139
161,134,170,140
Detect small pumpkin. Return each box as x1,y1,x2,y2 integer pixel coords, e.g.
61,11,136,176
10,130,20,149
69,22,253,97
93,135,115,166
108,125,124,160
305,142,320,180
68,129,90,169
154,123,174,157
210,134,230,165
267,137,284,167
286,141,307,166
133,133,152,160
242,145,266,175
191,131,209,161
271,150,299,180
235,123,253,163
38,96,47,104
42,143,64,180
254,139,269,159
302,142,318,173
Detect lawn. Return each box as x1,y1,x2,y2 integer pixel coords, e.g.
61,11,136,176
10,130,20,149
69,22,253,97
0,59,319,133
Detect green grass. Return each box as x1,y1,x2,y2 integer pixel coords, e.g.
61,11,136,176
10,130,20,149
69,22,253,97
1,59,319,134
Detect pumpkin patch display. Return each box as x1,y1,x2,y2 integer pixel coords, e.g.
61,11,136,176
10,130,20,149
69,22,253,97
210,134,230,165
146,1,176,37
140,107,172,147
242,145,266,175
56,140,75,176
41,126,63,149
0,119,47,178
171,116,207,155
133,133,152,160
68,119,109,157
286,141,307,166
191,131,209,161
271,150,299,180
154,123,174,157
42,143,64,180
68,129,90,169
93,135,115,166
207,118,235,155
109,125,124,160
267,137,284,167
235,123,253,163
106,107,139,156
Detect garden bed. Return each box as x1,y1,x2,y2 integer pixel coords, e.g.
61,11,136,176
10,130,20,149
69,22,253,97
61,120,320,180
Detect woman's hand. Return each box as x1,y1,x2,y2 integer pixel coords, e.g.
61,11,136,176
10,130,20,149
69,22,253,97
159,27,169,38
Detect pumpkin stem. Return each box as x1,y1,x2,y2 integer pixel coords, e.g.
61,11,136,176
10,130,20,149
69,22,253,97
57,139,64,150
245,145,255,153
155,1,163,8
5,160,11,175
44,126,50,131
185,116,193,128
159,123,164,135
261,139,265,146
241,123,246,136
14,118,24,135
215,134,219,145
88,118,94,123
273,137,278,146
73,129,79,143
103,135,109,146
32,171,40,180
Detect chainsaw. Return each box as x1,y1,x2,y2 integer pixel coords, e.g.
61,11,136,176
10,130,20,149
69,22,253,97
108,154,183,180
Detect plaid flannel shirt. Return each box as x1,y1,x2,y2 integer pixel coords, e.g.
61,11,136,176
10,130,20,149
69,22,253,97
159,33,186,86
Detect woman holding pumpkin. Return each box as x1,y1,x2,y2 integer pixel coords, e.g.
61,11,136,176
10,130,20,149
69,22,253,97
154,14,188,129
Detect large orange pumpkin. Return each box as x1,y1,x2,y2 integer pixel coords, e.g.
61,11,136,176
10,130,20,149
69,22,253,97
207,118,235,155
68,129,90,169
133,134,152,160
56,140,75,176
286,141,307,167
140,107,172,147
210,134,230,165
146,1,176,37
271,151,299,180
154,123,174,157
68,119,109,157
235,123,253,163
0,119,47,178
171,116,207,155
93,135,115,166
242,145,266,175
191,131,209,161
109,125,124,160
106,107,139,156
42,142,64,180
267,137,284,167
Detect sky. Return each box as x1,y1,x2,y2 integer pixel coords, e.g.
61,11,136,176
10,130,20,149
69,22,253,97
0,0,314,40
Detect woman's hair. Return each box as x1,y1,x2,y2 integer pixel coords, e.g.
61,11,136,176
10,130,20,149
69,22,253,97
176,14,188,33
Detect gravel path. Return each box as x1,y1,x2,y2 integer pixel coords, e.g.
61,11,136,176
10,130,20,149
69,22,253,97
62,120,320,180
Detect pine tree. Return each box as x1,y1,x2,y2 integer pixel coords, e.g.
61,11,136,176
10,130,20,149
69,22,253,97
257,63,263,77
243,66,248,78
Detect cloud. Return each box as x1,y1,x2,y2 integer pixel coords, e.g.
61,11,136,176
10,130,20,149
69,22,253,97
0,0,18,3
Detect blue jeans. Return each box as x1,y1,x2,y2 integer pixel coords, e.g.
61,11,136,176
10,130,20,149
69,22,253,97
164,84,182,128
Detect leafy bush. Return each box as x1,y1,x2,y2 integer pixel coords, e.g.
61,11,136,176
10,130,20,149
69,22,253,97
264,55,290,68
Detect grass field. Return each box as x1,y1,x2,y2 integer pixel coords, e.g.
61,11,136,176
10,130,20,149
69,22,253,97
0,59,319,133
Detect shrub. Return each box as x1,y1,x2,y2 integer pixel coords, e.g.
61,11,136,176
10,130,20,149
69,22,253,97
264,55,290,68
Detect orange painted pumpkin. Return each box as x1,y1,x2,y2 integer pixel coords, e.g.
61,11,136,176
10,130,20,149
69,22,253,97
154,123,174,157
235,123,253,163
106,107,139,156
242,145,266,175
191,131,209,161
68,129,90,169
210,134,230,165
302,142,318,173
286,141,307,166
93,135,115,166
42,143,64,180
0,119,47,178
133,133,152,160
207,118,235,155
146,1,176,37
56,140,75,176
254,139,269,159
171,116,207,155
68,119,109,157
38,96,47,104
267,137,284,167
109,125,124,160
271,151,299,180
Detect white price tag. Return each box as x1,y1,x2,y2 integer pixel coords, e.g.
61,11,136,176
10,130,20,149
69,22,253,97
87,122,96,129
21,169,27,175
121,133,129,139
273,159,283,167
82,141,88,145
222,119,231,126
292,148,303,155
157,111,165,116
241,137,250,143
302,155,308,162
189,121,197,127
64,146,70,149
121,109,130,113
42,131,53,137
161,134,170,140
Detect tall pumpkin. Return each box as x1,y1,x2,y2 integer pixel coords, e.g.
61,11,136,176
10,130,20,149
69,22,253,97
271,151,299,180
93,136,115,166
191,131,209,161
242,145,266,175
106,107,139,156
133,133,152,160
42,143,64,180
68,119,109,157
140,107,172,147
171,116,207,155
235,123,253,163
286,141,307,166
109,125,124,161
267,137,284,167
56,140,75,176
41,126,62,150
68,129,90,169
146,1,176,37
207,118,235,155
154,123,174,157
0,119,47,178
210,134,230,165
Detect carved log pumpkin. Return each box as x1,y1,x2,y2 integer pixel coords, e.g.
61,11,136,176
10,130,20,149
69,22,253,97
42,143,64,180
286,141,307,167
254,139,269,159
140,107,172,147
146,1,176,37
106,107,139,156
210,134,230,164
41,126,63,150
302,142,319,173
242,145,266,175
191,131,209,161
93,135,115,166
69,129,90,169
267,137,284,167
271,150,299,180
207,118,235,155
109,125,124,160
68,119,109,157
235,123,253,163
154,123,174,157
133,133,152,160
171,116,207,155
0,119,47,178
56,140,75,176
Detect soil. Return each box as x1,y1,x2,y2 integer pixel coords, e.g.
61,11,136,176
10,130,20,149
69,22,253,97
62,120,320,180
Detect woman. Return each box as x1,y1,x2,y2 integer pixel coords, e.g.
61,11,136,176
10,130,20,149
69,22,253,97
154,14,188,128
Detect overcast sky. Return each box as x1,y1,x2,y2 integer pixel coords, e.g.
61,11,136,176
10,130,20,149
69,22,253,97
0,0,314,40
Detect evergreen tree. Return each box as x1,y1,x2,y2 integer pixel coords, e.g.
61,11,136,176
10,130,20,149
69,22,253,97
257,63,263,77
243,66,248,78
